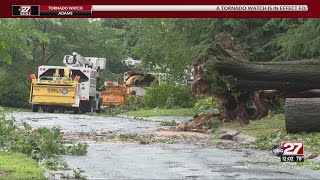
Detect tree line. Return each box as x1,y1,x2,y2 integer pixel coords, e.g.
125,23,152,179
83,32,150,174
0,18,319,107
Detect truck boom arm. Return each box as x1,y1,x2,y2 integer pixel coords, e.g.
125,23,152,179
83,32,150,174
63,52,106,70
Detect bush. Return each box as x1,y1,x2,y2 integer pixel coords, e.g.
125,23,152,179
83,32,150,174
193,97,220,114
0,84,29,108
0,108,88,161
142,83,195,109
0,70,29,108
204,117,220,133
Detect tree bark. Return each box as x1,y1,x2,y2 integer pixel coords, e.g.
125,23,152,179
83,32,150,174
285,98,320,133
234,80,320,92
215,58,320,84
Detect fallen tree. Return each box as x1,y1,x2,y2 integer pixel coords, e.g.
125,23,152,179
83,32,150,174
285,98,320,133
192,33,320,124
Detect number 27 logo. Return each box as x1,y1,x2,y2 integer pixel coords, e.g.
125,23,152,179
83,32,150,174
281,142,304,155
20,6,31,13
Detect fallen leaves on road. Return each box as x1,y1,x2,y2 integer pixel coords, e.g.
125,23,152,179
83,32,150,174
153,130,208,138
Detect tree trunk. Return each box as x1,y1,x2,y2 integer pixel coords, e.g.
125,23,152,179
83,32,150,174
285,98,320,133
215,58,320,84
234,80,320,92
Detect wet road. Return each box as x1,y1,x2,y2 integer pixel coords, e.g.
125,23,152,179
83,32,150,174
12,112,320,179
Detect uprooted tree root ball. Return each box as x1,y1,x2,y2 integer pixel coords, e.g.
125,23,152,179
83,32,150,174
191,32,320,124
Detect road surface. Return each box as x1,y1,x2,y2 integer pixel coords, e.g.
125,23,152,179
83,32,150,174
12,112,320,179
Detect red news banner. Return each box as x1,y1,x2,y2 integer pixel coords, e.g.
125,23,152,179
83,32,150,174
39,5,92,16
4,0,320,17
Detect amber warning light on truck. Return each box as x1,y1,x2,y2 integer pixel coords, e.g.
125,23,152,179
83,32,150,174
272,142,304,162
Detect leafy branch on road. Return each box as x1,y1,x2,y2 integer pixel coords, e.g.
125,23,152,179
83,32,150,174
160,120,177,126
0,108,88,178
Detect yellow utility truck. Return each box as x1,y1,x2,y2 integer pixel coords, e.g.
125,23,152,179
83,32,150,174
29,52,106,113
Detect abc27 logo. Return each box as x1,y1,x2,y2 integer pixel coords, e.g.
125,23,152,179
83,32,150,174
272,142,304,162
12,5,39,16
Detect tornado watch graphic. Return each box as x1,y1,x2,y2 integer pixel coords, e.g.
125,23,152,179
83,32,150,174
11,4,309,17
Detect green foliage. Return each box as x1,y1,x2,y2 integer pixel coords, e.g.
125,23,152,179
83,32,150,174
160,120,177,126
42,157,69,170
64,143,89,155
122,108,195,117
0,108,88,161
102,105,137,116
2,18,320,109
249,131,320,154
226,113,320,154
73,168,87,180
0,89,28,108
0,70,29,108
0,19,130,108
118,133,138,141
204,117,220,132
203,60,239,98
127,95,139,106
142,83,195,109
0,152,45,179
265,19,320,61
139,139,150,145
193,97,220,113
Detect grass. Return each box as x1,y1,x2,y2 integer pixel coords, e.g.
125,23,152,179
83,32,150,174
225,113,285,136
0,106,30,112
121,108,195,117
224,113,320,154
0,152,45,179
0,108,88,179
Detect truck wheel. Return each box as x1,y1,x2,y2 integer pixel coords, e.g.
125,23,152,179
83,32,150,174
32,105,39,112
59,108,65,113
48,107,54,113
73,107,79,114
88,99,95,113
96,100,102,113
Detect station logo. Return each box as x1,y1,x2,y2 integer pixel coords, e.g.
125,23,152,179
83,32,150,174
19,6,31,15
272,142,304,162
12,5,39,16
